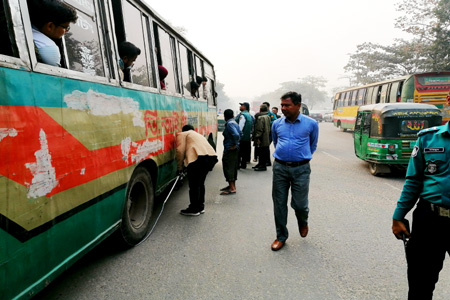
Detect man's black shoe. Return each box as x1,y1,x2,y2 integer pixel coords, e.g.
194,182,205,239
180,208,205,216
266,162,272,167
254,167,267,171
252,164,261,169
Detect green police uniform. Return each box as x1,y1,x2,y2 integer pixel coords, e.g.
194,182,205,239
393,121,450,300
393,122,450,220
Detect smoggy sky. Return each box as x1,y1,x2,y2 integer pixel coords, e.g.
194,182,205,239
146,0,411,100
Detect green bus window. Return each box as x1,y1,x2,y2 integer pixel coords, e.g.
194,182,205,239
64,1,105,76
0,2,16,57
122,1,151,86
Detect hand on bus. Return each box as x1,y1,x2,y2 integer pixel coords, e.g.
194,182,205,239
392,219,410,240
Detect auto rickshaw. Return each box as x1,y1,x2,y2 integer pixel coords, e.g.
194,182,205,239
354,103,442,175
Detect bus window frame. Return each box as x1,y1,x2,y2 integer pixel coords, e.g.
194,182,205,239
380,84,389,103
351,89,358,106
21,0,113,85
357,88,366,105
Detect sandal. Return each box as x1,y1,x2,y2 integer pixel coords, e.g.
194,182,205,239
220,190,236,195
220,186,231,192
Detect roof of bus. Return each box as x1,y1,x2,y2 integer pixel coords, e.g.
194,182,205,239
137,0,214,68
335,71,450,95
358,102,441,113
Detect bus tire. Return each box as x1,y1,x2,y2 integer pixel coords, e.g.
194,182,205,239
119,167,155,247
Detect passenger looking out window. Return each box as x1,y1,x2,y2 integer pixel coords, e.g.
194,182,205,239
118,41,141,82
27,0,77,67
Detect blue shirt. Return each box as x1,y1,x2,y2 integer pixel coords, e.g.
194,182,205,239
223,118,241,151
272,113,319,162
32,26,61,66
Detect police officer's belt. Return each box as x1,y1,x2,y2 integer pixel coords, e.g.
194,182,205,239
275,158,310,167
430,203,450,218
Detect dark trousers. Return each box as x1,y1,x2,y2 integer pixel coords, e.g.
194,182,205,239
257,146,270,167
238,140,251,168
222,148,239,182
187,158,210,211
406,201,450,300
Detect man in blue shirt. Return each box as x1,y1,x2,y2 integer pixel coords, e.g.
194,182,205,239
221,109,241,195
270,91,319,251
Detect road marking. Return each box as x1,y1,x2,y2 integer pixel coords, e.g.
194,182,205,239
321,151,341,161
384,183,402,192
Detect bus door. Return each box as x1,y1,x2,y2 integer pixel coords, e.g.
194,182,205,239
354,111,370,159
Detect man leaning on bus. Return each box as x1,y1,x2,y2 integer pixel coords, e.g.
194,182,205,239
392,90,450,300
28,0,78,67
176,125,218,216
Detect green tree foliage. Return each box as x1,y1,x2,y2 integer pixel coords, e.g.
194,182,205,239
257,76,328,110
345,0,450,86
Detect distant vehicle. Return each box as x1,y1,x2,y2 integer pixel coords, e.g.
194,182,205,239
323,112,333,122
332,72,450,132
218,114,225,131
301,103,309,116
354,103,442,175
310,111,323,122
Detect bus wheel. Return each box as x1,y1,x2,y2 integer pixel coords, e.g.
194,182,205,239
119,167,155,247
368,163,390,176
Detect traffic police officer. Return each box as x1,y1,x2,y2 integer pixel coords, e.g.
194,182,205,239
392,91,450,300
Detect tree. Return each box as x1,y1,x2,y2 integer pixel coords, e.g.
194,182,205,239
345,0,450,86
215,81,234,111
257,76,328,110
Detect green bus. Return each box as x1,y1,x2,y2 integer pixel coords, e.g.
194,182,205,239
0,0,217,299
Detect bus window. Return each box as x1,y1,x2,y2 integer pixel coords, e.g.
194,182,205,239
195,55,203,78
357,88,366,105
366,87,374,104
389,81,402,103
351,90,358,106
122,1,152,86
204,62,214,104
380,84,389,103
0,2,16,57
179,43,193,96
375,86,382,103
345,91,351,106
61,0,105,76
334,93,340,109
155,24,180,93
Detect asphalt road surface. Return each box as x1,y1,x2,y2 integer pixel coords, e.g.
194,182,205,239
35,122,450,300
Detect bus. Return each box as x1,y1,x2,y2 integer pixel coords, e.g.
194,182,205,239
332,72,450,131
0,0,217,299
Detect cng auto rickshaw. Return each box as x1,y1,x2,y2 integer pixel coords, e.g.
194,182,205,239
354,103,442,175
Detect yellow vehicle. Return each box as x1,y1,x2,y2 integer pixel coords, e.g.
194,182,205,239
333,72,450,131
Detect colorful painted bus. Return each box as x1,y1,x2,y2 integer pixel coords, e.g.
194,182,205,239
0,0,217,299
333,72,450,131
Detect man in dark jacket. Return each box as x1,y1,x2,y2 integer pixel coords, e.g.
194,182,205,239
235,102,252,169
253,104,271,171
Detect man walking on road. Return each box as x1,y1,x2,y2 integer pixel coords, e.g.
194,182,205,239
270,91,319,251
392,91,450,299
176,125,218,216
236,102,252,169
253,104,271,171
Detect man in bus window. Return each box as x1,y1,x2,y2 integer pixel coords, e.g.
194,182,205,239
118,41,141,82
28,0,77,67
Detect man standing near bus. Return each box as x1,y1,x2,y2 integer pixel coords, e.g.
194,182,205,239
392,90,450,299
270,91,319,251
176,125,218,216
236,102,252,169
28,0,78,67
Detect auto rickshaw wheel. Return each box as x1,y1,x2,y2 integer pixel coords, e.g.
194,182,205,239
368,162,390,176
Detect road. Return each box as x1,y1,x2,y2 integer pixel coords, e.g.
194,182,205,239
35,122,450,300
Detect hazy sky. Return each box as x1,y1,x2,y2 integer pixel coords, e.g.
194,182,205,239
146,0,410,100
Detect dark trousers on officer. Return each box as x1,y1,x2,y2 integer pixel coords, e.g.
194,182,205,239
406,200,450,300
238,140,251,168
187,157,213,211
